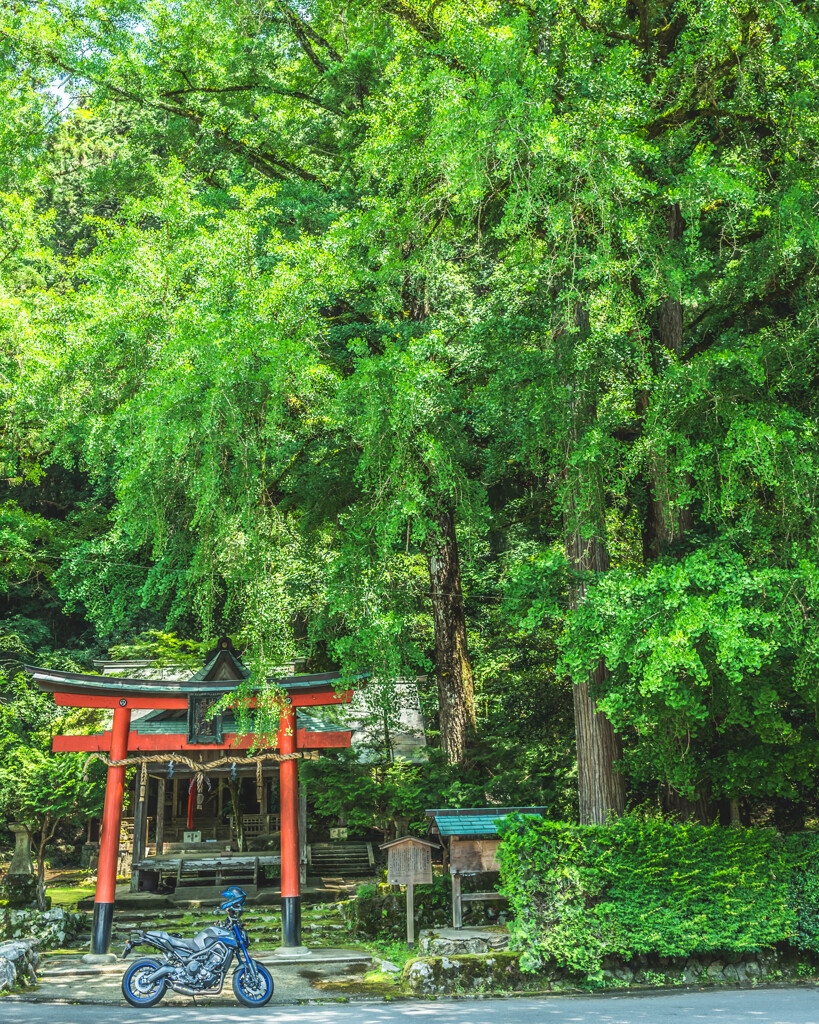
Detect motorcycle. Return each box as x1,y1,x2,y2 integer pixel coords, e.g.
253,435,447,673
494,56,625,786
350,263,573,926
121,885,274,1007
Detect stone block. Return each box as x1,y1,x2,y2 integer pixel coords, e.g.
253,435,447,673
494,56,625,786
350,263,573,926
80,842,100,870
3,906,85,948
2,875,38,908
0,938,41,991
405,960,437,995
0,959,15,992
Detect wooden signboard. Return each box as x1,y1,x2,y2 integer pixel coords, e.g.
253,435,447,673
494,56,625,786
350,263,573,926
380,836,438,949
449,838,500,874
385,839,433,886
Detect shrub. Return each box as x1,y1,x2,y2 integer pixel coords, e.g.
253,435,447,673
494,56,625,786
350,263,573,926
497,813,819,976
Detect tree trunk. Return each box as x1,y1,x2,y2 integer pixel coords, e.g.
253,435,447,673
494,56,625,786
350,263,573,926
33,814,56,912
664,785,711,824
36,840,47,911
228,779,244,852
562,302,625,825
427,506,475,764
657,204,684,355
644,204,707,820
566,529,626,824
642,202,693,561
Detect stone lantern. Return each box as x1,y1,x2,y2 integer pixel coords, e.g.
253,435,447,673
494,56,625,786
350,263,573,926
2,823,37,907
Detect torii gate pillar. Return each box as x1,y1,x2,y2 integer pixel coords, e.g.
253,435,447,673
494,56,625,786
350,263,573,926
278,704,306,951
92,702,131,954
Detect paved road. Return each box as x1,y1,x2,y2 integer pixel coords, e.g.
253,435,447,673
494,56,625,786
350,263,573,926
3,989,819,1024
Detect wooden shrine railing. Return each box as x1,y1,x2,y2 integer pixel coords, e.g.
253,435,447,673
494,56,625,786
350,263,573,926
231,814,281,840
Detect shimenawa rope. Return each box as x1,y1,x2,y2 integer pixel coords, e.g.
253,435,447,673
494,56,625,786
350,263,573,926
84,750,319,808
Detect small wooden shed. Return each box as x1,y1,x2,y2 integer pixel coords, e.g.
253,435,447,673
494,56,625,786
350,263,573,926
426,806,547,928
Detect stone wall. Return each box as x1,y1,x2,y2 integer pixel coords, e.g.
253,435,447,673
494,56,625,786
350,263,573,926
0,906,87,948
402,947,819,996
0,939,40,993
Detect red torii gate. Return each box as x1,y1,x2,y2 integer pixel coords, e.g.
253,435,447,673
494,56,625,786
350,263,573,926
27,641,359,955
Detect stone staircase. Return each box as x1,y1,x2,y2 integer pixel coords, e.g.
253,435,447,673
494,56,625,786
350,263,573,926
110,903,350,952
307,842,375,877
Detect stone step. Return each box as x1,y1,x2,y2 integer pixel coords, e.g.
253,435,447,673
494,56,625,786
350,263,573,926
308,842,374,876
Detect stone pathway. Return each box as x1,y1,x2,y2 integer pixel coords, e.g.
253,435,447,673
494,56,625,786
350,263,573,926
7,948,374,1006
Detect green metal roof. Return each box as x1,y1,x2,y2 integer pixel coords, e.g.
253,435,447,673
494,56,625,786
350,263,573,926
435,814,506,836
270,671,367,693
427,807,547,837
186,650,250,683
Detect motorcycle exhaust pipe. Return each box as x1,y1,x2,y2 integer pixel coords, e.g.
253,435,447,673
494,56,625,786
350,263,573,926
144,966,176,984
169,981,225,997
169,984,198,996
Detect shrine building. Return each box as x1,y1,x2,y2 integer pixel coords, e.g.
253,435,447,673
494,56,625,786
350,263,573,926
26,638,361,955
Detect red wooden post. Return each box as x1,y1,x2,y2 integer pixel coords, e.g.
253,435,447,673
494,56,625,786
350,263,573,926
92,702,131,954
279,704,302,947
187,781,196,830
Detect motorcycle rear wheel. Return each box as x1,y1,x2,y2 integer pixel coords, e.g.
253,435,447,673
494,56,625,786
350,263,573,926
122,957,168,1007
232,961,274,1007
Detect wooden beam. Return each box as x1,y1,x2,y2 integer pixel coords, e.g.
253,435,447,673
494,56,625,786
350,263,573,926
130,775,147,892
156,776,166,855
288,690,353,707
54,729,352,753
299,785,308,887
54,692,188,710
53,689,352,711
299,729,351,748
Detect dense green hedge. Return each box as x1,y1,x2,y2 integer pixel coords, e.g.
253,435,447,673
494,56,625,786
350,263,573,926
497,814,819,976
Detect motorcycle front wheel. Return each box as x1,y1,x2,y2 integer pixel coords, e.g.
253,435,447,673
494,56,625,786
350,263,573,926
122,957,168,1007
232,961,274,1007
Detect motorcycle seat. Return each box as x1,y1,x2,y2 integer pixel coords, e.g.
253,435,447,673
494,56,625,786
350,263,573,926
144,930,199,952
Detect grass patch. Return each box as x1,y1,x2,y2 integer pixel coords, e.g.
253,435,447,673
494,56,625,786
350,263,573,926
366,939,416,969
311,970,400,997
47,886,95,909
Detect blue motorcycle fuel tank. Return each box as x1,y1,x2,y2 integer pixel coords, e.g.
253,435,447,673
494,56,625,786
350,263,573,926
191,925,238,948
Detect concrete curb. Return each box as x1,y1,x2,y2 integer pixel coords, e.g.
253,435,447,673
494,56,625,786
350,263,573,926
6,979,819,1007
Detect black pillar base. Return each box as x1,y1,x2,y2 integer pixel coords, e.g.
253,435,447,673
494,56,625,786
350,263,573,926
92,902,114,954
281,896,301,947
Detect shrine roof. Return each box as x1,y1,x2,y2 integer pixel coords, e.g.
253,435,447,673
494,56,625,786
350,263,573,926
26,664,229,696
188,649,250,683
272,671,365,695
426,806,548,836
25,663,362,698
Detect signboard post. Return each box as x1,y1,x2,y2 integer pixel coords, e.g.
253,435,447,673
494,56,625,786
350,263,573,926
379,836,438,950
